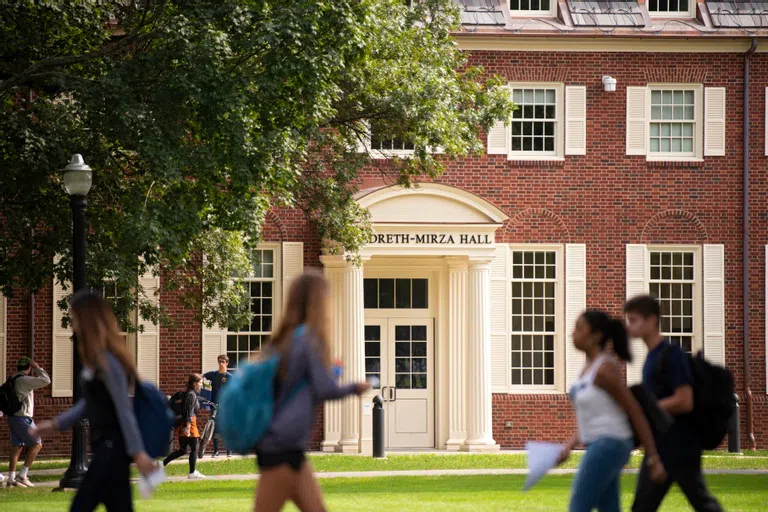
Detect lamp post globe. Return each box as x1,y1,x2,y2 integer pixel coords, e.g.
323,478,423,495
59,154,91,489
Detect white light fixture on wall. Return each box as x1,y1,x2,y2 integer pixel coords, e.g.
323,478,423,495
602,76,617,92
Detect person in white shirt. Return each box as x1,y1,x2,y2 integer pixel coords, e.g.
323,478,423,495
6,356,51,488
558,311,665,512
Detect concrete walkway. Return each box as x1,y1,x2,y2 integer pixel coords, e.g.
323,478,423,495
28,467,768,489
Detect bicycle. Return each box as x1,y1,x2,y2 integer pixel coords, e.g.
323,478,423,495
198,399,217,459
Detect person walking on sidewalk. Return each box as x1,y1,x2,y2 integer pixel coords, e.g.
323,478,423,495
6,356,50,488
203,355,233,457
254,270,370,512
163,374,205,479
31,290,155,511
625,295,723,512
559,310,666,512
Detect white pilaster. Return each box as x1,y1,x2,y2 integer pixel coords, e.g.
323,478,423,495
320,257,343,451
445,257,468,450
465,259,498,451
339,262,365,452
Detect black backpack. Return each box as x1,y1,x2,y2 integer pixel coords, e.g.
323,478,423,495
0,375,23,416
659,347,735,450
169,391,187,426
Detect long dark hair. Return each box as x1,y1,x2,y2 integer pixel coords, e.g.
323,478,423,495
267,269,331,372
580,310,632,362
70,289,138,379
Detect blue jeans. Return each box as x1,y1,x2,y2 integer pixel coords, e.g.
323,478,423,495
570,437,633,512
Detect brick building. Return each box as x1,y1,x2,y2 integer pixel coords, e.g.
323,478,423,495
2,0,768,455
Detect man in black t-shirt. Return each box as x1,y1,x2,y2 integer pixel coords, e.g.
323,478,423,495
203,354,234,458
625,295,722,512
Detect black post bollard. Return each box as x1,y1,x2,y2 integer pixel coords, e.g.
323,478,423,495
372,395,385,458
728,393,740,453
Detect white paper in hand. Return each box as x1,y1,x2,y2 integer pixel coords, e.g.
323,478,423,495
524,441,563,491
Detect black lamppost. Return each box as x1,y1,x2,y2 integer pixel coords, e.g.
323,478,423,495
59,154,92,489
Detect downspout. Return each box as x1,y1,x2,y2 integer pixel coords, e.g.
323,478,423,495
743,37,757,451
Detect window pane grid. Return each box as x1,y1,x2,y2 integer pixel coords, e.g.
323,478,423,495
510,0,551,11
511,88,557,153
364,278,428,309
365,325,382,389
649,250,696,355
511,251,557,386
394,325,428,390
650,89,695,154
648,0,689,13
229,249,275,371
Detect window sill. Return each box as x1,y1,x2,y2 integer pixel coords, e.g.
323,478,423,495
645,159,705,169
507,157,565,168
493,391,570,400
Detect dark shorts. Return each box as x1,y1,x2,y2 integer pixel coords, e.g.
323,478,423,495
256,451,306,472
8,416,41,447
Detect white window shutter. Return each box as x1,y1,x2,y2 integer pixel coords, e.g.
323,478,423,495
487,120,510,155
625,244,649,385
137,267,160,385
565,244,587,390
490,245,510,392
704,87,726,157
703,245,725,366
282,242,304,305
0,293,6,383
565,86,587,156
52,269,74,398
355,121,371,154
202,318,226,374
626,87,648,156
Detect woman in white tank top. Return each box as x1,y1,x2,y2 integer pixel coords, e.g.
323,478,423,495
558,311,666,512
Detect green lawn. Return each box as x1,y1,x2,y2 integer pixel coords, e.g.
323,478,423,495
2,474,768,511
16,452,768,484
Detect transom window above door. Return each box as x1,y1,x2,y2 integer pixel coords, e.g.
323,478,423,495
364,278,428,309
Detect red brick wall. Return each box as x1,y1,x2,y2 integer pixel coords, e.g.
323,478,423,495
3,50,768,456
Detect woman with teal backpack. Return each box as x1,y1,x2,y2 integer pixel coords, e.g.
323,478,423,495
254,269,369,512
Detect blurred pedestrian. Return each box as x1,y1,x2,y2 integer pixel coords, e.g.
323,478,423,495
163,374,205,479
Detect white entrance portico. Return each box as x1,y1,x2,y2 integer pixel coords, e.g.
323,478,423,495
321,183,508,452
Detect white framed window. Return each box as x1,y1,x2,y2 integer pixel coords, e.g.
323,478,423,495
647,0,695,18
648,246,702,354
509,0,557,17
226,246,280,371
102,279,137,364
509,83,564,159
509,245,564,391
647,85,703,161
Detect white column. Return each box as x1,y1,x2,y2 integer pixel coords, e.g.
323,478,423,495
445,258,468,450
339,262,365,452
465,259,498,451
320,256,343,451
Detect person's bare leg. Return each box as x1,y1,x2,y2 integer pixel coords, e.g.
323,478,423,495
24,443,42,468
254,466,294,512
292,461,326,512
9,446,22,473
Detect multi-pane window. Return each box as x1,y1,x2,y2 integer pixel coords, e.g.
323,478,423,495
648,0,690,15
102,280,136,369
649,251,696,354
511,88,557,154
650,90,696,155
364,326,382,389
394,325,427,390
370,122,415,152
227,249,275,371
510,0,552,13
510,251,557,386
364,278,428,309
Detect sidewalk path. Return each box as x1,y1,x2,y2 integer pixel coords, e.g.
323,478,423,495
30,467,768,488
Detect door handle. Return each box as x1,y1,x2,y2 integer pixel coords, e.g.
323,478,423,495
390,387,396,402
381,386,390,402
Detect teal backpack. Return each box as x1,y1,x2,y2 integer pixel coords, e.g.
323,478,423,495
217,326,307,454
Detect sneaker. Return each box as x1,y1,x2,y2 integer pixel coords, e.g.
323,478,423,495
0,473,5,483
212,451,219,458
16,476,34,488
188,470,206,480
7,477,27,488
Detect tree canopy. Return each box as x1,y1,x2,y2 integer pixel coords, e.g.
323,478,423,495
0,0,514,329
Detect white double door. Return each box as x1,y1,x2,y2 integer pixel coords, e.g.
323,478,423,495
364,318,434,449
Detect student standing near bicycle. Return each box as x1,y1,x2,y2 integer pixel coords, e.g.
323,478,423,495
203,355,233,457
253,270,370,512
31,290,156,511
559,310,666,512
163,374,205,479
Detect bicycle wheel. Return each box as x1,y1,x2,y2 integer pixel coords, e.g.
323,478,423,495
199,419,215,459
